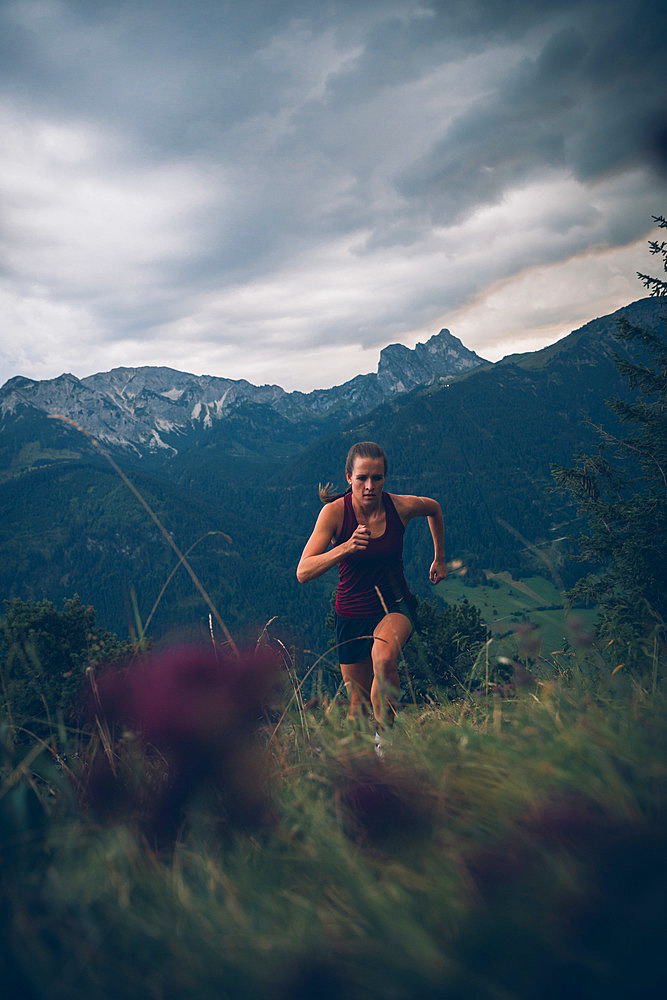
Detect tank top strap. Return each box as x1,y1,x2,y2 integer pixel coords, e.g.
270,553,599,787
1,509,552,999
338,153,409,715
383,493,405,534
339,491,356,542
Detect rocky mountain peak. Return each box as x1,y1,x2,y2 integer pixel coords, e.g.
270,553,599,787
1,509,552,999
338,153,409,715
377,328,487,394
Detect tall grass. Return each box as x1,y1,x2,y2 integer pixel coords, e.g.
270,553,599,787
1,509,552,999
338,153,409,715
1,637,665,1000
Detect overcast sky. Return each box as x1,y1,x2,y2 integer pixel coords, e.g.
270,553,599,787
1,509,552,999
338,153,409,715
1,0,665,392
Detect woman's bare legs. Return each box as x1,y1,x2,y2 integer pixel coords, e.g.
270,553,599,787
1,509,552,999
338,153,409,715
371,612,412,729
340,612,411,729
340,659,373,721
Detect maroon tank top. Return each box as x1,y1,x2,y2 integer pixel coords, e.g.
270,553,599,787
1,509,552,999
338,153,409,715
335,492,412,618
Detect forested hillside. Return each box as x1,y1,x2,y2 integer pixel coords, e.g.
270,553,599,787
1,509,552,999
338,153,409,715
0,298,663,652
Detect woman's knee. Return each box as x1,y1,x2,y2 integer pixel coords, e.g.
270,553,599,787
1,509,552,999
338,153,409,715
371,641,399,678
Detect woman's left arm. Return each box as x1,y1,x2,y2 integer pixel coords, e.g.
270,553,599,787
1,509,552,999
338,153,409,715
394,495,447,584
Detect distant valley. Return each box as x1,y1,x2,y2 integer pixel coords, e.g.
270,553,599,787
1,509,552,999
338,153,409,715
0,297,663,651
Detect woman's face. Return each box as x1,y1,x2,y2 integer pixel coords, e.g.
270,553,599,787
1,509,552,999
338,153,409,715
347,456,386,502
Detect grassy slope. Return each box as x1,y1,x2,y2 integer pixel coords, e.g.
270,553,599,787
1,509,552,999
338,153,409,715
1,668,664,1000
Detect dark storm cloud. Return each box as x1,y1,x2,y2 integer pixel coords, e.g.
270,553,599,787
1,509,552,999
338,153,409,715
0,0,665,389
0,1,294,150
397,0,667,232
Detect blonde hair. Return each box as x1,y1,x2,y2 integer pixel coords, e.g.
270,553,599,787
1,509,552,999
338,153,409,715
318,441,388,503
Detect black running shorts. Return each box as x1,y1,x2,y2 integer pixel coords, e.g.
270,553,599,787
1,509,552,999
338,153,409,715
334,595,416,665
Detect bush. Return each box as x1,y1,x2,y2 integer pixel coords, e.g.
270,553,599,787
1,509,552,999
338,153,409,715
402,596,487,701
0,595,134,739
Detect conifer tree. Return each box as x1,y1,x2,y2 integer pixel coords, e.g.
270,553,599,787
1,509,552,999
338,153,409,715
553,216,666,669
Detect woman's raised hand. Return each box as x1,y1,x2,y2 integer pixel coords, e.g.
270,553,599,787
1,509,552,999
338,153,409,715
347,524,370,554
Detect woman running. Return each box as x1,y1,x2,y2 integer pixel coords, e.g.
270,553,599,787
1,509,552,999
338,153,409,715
296,441,446,731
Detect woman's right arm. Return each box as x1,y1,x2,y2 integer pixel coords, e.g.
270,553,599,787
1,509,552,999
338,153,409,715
296,504,369,583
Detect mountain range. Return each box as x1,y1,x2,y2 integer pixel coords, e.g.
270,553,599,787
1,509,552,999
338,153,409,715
0,297,663,649
0,328,484,457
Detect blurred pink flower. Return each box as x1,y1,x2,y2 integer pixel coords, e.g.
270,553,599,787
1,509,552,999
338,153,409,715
88,644,281,841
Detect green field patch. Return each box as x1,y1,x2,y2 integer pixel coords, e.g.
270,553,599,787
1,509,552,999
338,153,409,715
434,572,598,658
2,441,83,481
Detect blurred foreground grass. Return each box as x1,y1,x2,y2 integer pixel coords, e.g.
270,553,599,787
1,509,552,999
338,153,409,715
1,647,665,1000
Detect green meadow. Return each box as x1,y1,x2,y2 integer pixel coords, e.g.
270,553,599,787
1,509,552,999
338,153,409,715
435,572,599,660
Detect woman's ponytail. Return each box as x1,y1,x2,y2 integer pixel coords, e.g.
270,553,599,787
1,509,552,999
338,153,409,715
319,483,351,504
